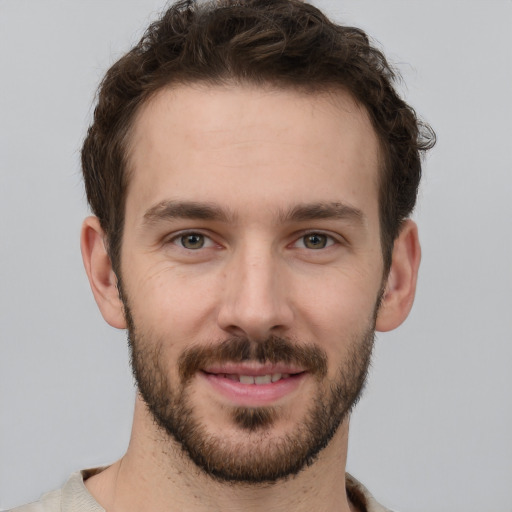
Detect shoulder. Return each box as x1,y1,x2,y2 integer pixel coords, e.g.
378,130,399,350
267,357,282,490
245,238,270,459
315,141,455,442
6,489,62,512
346,473,396,512
6,468,106,512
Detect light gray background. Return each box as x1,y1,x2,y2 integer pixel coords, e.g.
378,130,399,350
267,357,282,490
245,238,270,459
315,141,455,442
1,1,511,511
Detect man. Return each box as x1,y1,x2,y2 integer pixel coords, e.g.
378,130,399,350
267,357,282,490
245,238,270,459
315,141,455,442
10,0,434,511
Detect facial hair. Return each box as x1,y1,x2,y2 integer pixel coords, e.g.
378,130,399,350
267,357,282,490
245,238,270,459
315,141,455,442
124,302,375,484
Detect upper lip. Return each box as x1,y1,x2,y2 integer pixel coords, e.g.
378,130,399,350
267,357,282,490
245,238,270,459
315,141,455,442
202,362,305,376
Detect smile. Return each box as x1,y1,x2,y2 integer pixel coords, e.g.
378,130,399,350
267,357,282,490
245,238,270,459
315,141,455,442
208,372,292,385
200,366,306,406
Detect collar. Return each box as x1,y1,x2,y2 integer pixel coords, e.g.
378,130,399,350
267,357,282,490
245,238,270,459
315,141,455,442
55,468,392,512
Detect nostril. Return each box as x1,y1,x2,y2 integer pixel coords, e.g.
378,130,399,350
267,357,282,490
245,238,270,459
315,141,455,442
217,270,293,339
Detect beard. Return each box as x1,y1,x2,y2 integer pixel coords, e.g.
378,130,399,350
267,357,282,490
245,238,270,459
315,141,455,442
124,301,375,484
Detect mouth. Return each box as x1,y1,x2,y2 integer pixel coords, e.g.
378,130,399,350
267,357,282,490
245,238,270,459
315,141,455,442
203,372,294,385
199,365,307,406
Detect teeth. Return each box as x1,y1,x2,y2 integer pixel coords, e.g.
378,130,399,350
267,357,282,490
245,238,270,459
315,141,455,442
254,375,272,385
235,373,285,385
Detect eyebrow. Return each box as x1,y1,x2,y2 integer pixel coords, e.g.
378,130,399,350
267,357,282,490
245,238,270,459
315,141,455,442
280,202,365,224
142,200,364,226
143,200,235,225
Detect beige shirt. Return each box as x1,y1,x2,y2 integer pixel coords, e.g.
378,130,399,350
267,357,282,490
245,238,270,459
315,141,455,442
9,468,394,512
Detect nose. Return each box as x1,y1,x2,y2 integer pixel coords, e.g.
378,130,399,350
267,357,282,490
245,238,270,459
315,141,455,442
217,244,294,341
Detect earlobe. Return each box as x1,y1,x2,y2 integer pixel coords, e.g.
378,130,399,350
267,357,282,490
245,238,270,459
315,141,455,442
80,216,127,329
375,219,421,332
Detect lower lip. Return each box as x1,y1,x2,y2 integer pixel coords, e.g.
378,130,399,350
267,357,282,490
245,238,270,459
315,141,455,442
200,372,306,407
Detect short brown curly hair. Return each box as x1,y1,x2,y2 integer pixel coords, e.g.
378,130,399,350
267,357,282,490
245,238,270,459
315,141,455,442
81,0,435,274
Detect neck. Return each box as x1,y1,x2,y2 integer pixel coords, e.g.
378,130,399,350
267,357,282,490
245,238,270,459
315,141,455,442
86,397,357,512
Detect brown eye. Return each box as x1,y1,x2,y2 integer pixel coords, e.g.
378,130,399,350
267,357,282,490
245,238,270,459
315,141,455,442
180,233,205,249
302,233,328,249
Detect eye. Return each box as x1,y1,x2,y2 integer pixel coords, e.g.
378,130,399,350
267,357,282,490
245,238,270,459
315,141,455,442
295,232,335,250
173,232,215,250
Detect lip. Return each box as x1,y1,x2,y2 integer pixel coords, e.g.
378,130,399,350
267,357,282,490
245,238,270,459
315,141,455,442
199,365,307,407
202,362,305,376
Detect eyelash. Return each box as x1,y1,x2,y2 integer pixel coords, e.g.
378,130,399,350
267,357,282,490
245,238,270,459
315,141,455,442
291,232,338,250
167,230,341,251
169,231,216,250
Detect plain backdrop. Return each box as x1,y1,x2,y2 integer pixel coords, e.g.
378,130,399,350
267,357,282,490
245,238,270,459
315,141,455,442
1,1,511,511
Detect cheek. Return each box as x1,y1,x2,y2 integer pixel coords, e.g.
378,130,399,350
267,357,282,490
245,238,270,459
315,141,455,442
295,268,380,350
126,261,222,340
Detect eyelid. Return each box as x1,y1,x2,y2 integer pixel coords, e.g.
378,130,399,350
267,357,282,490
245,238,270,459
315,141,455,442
290,230,345,249
167,230,217,249
163,228,345,250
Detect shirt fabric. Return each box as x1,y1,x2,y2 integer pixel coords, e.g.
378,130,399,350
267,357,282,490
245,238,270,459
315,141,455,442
9,468,394,512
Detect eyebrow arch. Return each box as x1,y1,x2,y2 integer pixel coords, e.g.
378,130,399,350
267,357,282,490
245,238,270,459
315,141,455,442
280,202,365,224
143,200,236,225
142,200,364,227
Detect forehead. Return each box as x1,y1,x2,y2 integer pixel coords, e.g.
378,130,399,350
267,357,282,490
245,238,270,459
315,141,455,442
125,83,381,223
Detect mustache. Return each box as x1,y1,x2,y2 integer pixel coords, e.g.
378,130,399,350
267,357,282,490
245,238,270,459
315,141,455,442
178,335,328,383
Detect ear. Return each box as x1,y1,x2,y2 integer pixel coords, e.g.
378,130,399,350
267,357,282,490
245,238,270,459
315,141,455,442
80,216,127,329
375,219,421,332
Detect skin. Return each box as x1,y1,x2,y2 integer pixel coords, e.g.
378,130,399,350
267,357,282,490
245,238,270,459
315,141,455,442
81,84,421,512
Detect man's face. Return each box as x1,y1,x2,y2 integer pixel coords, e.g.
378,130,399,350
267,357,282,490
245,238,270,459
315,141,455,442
119,84,384,482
